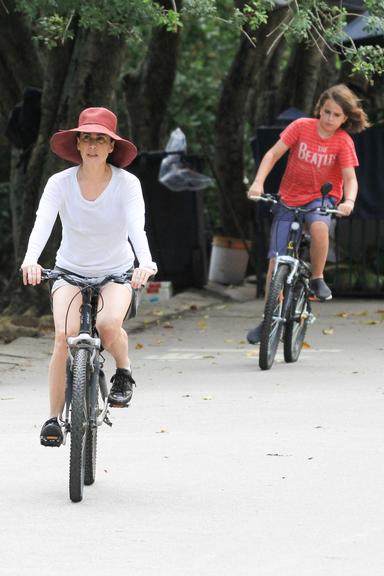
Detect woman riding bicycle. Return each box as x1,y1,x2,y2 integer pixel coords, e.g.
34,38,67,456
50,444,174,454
21,107,157,446
247,83,369,344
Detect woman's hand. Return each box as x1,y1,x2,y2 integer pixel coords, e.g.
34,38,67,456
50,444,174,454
21,263,43,286
131,266,155,289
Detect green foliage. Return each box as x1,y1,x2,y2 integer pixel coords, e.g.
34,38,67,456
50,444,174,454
242,0,274,30
35,13,74,48
182,0,218,18
345,45,384,78
167,1,238,153
15,0,179,40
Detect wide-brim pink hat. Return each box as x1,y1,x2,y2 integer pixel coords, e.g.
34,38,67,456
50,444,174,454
50,107,137,168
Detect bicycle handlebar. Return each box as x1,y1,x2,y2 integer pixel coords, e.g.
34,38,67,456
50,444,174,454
250,194,344,216
40,269,133,286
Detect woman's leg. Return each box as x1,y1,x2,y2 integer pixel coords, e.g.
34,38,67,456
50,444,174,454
48,285,82,417
95,282,132,368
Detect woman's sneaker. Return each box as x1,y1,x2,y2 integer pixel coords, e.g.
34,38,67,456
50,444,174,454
108,368,136,407
309,278,332,301
40,417,63,447
247,322,264,345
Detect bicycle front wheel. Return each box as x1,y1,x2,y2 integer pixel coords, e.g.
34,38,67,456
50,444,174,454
259,264,290,371
84,371,101,486
69,348,89,503
284,280,309,363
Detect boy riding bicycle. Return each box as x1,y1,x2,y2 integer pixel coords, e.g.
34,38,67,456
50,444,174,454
247,84,369,344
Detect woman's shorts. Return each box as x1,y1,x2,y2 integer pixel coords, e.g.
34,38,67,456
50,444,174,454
51,267,140,320
268,197,336,258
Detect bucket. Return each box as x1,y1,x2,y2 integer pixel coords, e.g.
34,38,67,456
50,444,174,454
208,236,251,285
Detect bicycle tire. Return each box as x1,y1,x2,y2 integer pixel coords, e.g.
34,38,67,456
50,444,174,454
69,348,89,503
284,280,309,363
259,264,290,370
84,374,99,486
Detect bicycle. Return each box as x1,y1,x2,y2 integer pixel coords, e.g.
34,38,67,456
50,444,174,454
40,268,135,503
251,183,342,371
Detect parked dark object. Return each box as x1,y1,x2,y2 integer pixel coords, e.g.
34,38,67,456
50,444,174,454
4,87,42,172
129,152,208,290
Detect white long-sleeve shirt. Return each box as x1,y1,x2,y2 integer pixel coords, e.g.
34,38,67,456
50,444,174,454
22,165,157,277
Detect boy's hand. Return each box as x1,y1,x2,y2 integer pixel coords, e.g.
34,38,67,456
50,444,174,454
337,200,354,216
247,181,264,199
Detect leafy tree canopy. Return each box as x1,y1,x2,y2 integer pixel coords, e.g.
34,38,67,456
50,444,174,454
12,0,384,79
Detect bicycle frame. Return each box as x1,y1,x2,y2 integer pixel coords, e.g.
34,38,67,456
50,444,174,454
253,187,341,370
41,269,132,443
62,284,108,445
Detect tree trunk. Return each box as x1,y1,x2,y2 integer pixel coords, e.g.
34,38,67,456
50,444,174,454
123,0,182,150
213,7,288,237
278,43,334,115
1,24,127,314
0,0,43,123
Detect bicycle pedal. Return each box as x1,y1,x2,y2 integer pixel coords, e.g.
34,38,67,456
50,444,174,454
40,436,62,447
103,414,113,427
108,402,129,409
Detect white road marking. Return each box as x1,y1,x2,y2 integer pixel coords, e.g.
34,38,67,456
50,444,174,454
144,348,342,360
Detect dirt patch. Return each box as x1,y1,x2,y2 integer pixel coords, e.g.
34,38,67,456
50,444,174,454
0,315,54,343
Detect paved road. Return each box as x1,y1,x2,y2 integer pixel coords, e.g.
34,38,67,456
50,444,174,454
0,296,383,575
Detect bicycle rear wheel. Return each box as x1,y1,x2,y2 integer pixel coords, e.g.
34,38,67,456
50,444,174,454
259,264,290,371
69,348,89,503
284,280,310,363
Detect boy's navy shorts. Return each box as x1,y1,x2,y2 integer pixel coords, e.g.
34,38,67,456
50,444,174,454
268,197,336,258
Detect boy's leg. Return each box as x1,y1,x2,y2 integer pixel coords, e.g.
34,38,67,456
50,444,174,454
308,215,332,301
309,220,329,278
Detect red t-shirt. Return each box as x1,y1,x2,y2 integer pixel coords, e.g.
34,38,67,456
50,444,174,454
278,118,358,205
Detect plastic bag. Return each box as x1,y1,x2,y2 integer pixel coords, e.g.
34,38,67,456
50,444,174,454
159,127,213,192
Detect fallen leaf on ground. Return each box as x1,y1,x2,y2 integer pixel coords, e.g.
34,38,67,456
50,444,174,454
302,341,312,349
190,305,198,311
156,429,168,434
203,355,215,359
322,327,334,335
336,311,351,318
362,320,380,325
198,319,207,330
162,322,174,329
203,395,213,400
135,343,144,349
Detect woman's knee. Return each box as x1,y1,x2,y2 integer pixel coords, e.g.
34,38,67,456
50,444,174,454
97,319,125,348
53,329,69,355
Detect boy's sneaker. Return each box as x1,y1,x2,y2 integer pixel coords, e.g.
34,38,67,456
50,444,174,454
40,417,63,447
247,322,264,345
309,278,332,301
108,368,136,407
